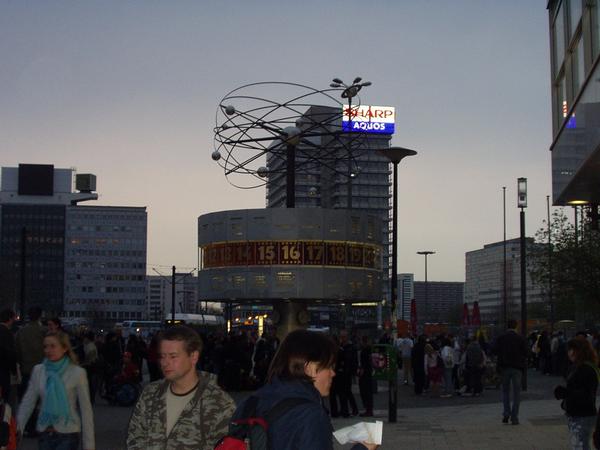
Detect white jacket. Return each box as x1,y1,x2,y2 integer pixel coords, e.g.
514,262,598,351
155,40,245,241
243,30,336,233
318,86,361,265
17,362,95,450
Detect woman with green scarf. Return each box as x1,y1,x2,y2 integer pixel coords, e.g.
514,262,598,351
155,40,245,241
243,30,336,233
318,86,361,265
17,331,95,450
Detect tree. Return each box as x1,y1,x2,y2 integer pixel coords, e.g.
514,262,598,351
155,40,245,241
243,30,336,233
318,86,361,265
529,208,600,329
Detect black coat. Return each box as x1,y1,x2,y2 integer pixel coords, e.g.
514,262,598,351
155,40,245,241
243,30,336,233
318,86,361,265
555,363,598,417
495,330,528,370
0,324,17,373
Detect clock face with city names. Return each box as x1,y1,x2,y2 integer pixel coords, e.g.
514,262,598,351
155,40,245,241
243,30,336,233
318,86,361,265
201,240,381,270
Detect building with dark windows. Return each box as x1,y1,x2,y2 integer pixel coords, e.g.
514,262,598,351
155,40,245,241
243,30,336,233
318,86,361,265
0,164,147,325
0,204,66,315
548,1,600,222
413,281,464,325
265,105,393,328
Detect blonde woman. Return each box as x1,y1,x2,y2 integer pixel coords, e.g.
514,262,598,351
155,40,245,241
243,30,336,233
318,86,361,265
17,331,94,450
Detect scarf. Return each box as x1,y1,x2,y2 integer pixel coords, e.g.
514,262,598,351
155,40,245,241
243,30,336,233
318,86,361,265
38,357,72,427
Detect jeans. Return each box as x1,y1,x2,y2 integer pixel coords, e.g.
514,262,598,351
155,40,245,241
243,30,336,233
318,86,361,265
501,368,522,421
443,368,453,394
402,357,412,383
567,416,595,450
38,431,79,450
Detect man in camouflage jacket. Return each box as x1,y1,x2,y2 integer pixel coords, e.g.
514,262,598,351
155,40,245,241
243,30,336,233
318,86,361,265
127,326,235,450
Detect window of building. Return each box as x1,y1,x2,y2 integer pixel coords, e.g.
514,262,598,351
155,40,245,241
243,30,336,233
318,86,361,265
573,34,585,94
554,2,566,73
555,73,567,130
569,0,582,38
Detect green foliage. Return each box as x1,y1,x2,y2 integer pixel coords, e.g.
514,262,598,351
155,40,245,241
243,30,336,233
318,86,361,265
530,209,600,327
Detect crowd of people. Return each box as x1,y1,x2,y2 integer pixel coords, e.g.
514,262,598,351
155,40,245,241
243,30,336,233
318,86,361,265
2,305,600,449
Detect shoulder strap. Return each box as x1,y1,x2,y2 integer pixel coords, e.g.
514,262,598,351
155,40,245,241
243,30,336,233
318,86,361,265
241,395,260,419
264,397,311,425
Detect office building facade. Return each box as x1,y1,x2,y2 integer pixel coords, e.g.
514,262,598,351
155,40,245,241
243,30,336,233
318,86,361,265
63,206,147,324
548,1,600,220
0,164,147,324
464,238,544,324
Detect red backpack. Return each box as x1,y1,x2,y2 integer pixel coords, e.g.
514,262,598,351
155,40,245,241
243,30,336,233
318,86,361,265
214,395,309,450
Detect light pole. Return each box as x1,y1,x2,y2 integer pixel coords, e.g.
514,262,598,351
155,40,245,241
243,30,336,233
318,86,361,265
503,187,507,329
330,77,372,209
517,177,527,391
547,195,553,332
376,146,416,424
377,147,417,324
417,251,435,325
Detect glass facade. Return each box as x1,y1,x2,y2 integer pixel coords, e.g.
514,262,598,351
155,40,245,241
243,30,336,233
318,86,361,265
0,204,66,315
549,0,600,205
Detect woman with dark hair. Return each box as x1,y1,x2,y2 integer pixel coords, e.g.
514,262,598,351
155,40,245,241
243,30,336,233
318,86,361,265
231,330,377,450
17,331,94,450
555,338,599,450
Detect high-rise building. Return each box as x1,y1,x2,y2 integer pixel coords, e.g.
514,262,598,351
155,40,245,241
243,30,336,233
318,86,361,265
464,238,544,324
0,164,147,324
63,206,147,325
547,1,600,215
265,106,393,324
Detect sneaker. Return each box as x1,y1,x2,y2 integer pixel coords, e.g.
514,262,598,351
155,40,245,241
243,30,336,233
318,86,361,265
502,416,509,424
511,418,519,425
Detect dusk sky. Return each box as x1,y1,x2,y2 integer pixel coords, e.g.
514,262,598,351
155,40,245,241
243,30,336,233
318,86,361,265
0,1,552,282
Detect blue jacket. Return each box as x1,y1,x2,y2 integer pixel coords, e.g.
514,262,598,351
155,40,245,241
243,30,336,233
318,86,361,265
233,378,368,450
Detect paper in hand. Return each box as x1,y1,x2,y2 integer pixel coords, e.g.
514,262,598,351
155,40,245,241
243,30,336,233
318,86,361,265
333,420,383,445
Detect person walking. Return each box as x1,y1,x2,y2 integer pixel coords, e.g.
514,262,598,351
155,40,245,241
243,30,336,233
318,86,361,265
17,331,94,450
494,319,528,425
357,335,373,417
555,338,599,450
464,339,485,397
229,330,377,450
411,335,426,395
396,334,413,385
440,338,454,397
0,309,17,405
337,330,358,417
424,344,442,398
127,325,234,450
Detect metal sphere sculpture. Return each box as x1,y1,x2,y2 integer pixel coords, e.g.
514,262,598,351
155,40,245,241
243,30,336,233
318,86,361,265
212,81,378,189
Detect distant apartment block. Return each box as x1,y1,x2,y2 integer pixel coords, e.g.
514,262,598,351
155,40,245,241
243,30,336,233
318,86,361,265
413,281,464,324
146,273,198,321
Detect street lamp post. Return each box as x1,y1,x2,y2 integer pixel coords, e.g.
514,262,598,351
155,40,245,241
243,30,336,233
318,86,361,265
417,251,435,325
377,147,417,323
503,187,507,328
517,177,528,391
377,146,417,424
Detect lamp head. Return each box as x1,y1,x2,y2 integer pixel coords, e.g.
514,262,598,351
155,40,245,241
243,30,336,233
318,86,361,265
517,177,527,208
